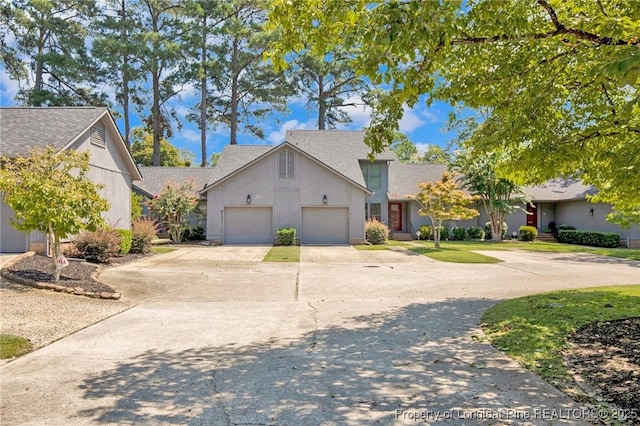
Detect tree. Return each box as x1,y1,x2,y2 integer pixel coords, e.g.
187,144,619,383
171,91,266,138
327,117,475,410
209,152,221,167
4,0,105,106
147,180,198,242
606,206,640,249
421,145,450,165
0,147,109,281
409,171,479,249
452,149,529,242
389,131,419,163
266,1,640,209
130,127,194,167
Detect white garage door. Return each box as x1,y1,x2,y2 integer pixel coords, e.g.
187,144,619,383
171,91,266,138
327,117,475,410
224,207,273,244
1,201,26,253
301,207,349,245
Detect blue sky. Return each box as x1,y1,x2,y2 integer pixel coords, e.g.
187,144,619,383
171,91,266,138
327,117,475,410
1,63,458,165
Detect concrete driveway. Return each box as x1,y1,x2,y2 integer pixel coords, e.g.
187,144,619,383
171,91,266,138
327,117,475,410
1,246,639,425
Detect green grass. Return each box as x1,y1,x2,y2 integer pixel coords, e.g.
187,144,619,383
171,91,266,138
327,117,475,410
152,246,178,254
353,240,412,250
263,246,300,262
505,241,640,261
0,334,32,359
410,245,503,263
481,285,640,391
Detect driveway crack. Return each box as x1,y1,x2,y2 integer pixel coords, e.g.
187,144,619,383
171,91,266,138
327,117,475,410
211,368,231,425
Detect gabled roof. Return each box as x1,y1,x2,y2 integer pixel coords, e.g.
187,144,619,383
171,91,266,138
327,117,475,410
134,167,218,198
524,178,597,202
0,106,141,180
387,162,448,200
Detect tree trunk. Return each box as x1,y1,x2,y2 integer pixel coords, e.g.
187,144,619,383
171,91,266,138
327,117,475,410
121,0,131,149
200,13,207,166
434,222,441,249
318,74,326,130
151,12,161,166
48,225,61,282
33,24,47,104
229,38,239,145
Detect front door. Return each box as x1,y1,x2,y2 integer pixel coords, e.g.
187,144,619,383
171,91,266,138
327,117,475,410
389,202,402,231
526,203,537,229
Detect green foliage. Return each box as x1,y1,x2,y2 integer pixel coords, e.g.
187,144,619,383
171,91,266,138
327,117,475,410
130,219,158,254
0,146,109,279
467,226,485,240
365,219,389,245
421,145,450,164
519,226,538,242
557,230,620,248
74,229,122,263
452,226,467,241
131,193,143,220
417,225,432,240
606,206,640,231
485,221,508,240
130,127,194,167
147,180,198,243
557,224,576,231
209,152,221,167
412,171,479,249
276,227,296,246
114,229,133,255
0,334,32,359
389,132,419,163
184,226,205,241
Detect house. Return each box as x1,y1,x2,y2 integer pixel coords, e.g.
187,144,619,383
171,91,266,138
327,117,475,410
0,107,142,253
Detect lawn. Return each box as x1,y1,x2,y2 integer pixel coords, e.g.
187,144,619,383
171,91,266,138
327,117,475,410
152,246,178,254
263,246,300,262
481,285,640,391
0,334,32,359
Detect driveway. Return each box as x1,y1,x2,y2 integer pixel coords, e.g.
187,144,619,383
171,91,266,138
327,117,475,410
1,246,639,425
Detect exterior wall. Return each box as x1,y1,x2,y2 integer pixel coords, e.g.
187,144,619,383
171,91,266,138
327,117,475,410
361,160,389,225
206,147,367,244
555,200,640,240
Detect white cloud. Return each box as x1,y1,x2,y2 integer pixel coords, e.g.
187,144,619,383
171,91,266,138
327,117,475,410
0,66,21,105
267,119,314,144
179,128,201,144
399,106,426,133
337,95,372,128
414,142,432,155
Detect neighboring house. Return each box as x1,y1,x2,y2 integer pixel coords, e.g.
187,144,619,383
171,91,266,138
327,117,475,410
0,107,142,253
133,166,216,229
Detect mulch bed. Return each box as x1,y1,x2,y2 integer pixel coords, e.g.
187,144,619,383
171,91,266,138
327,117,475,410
565,318,640,420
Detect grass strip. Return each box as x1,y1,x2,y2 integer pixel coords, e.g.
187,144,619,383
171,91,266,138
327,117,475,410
264,246,300,262
152,246,178,254
410,244,503,263
0,334,32,359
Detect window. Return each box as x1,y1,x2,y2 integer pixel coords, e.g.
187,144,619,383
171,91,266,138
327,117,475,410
365,203,381,221
361,163,381,189
90,122,106,147
279,149,294,178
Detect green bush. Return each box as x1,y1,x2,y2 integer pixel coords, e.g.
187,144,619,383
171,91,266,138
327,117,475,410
74,229,122,263
276,227,296,245
184,226,205,241
115,229,133,255
131,219,158,254
438,226,450,240
365,219,389,245
484,221,508,240
557,224,576,230
557,230,620,248
519,226,538,241
418,225,432,240
452,226,467,240
467,226,485,240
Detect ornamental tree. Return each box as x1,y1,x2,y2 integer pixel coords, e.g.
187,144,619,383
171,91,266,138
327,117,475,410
0,147,109,281
410,171,479,249
147,180,198,243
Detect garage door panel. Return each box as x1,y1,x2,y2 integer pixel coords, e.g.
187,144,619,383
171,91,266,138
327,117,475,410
225,207,272,244
301,207,348,245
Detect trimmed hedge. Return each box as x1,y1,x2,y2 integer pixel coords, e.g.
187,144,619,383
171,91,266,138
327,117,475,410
277,227,296,245
467,226,485,240
365,219,389,245
418,225,432,240
519,226,538,241
452,226,467,241
557,230,620,248
115,229,133,255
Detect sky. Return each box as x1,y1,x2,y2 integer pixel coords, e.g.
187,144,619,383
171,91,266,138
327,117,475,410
0,63,459,166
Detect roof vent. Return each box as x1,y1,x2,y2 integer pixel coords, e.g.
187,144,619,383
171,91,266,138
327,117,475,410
91,121,106,147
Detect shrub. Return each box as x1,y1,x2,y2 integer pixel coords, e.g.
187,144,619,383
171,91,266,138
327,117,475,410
131,219,158,254
74,229,122,263
418,225,432,240
114,229,133,255
519,226,538,241
365,219,389,245
276,227,296,245
184,226,205,241
452,226,467,241
484,221,508,240
438,226,450,240
467,226,485,240
557,230,620,248
557,224,576,231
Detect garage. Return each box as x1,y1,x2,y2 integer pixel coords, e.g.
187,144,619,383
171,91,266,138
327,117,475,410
301,207,349,245
224,207,273,244
1,201,26,253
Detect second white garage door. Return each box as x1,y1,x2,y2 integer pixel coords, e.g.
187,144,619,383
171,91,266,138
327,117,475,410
224,207,273,244
301,207,349,245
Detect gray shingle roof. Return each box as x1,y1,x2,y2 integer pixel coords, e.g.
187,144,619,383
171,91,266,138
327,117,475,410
134,167,219,198
524,178,597,201
0,107,108,157
387,163,448,200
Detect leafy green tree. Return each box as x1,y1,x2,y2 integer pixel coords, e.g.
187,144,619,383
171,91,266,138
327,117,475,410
410,171,479,249
147,180,198,242
209,152,221,167
130,127,194,167
389,132,419,163
266,0,640,209
0,147,109,280
606,206,640,248
4,0,105,106
451,149,529,242
421,145,449,165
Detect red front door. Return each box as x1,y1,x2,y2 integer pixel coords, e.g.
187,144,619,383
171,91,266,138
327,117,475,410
526,203,538,228
389,202,402,231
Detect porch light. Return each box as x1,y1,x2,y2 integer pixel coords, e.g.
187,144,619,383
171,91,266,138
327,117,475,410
323,194,328,204
246,194,251,204
589,208,594,216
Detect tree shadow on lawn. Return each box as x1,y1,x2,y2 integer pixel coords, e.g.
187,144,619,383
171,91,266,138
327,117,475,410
548,253,640,268
76,299,579,425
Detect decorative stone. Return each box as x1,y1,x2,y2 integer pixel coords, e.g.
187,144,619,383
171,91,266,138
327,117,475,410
54,285,65,292
111,293,121,300
73,289,85,296
100,292,113,299
65,287,75,293
34,282,48,289
84,291,95,298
